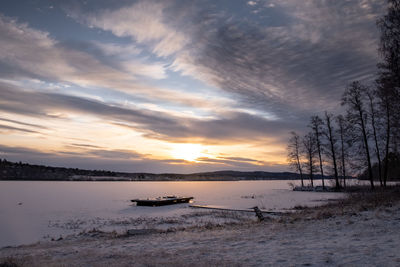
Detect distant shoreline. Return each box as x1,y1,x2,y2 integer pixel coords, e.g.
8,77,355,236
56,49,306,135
0,177,305,182
0,159,314,181
3,159,391,182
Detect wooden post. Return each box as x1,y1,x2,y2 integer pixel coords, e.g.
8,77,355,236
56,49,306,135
253,206,265,221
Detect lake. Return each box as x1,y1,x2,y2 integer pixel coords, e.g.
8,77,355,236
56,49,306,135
0,179,346,248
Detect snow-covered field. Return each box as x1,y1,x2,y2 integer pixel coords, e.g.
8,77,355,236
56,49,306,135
1,198,399,266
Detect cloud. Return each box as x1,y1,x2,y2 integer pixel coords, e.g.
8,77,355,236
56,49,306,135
0,14,169,90
274,0,384,57
0,144,283,173
86,1,188,57
219,156,260,163
0,1,387,172
196,156,264,166
0,81,174,126
0,81,293,145
0,124,39,134
0,144,54,158
93,42,141,57
172,0,384,117
69,143,103,149
85,149,143,160
193,155,287,171
0,117,47,129
82,0,384,120
0,144,150,172
0,14,234,115
121,61,167,80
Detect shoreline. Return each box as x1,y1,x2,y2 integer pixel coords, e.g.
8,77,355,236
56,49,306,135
1,186,400,266
0,177,308,182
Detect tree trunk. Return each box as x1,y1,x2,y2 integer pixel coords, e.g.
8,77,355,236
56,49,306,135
296,152,304,187
383,101,391,187
326,113,340,190
317,143,324,189
310,116,325,189
338,118,347,188
359,108,375,189
368,93,383,186
309,151,314,187
315,128,325,189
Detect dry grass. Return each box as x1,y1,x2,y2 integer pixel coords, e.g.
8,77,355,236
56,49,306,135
0,257,23,267
285,185,400,222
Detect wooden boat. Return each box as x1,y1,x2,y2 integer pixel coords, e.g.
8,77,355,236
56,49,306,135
131,196,194,206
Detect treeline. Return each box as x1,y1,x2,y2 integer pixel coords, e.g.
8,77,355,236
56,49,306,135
0,159,308,181
287,0,400,190
0,159,142,180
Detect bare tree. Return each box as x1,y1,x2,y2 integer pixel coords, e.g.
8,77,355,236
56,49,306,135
336,115,349,188
376,0,400,185
366,88,383,186
309,115,326,189
323,112,340,190
302,132,317,187
287,131,304,187
375,83,396,186
342,81,374,189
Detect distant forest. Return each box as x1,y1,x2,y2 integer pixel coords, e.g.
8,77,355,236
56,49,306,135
0,159,307,181
287,0,400,190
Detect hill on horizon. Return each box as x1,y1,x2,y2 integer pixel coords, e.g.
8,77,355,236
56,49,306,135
0,159,304,181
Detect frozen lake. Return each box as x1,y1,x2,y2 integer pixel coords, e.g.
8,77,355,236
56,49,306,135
0,180,347,247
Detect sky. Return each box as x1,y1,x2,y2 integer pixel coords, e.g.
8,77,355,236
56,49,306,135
0,0,386,173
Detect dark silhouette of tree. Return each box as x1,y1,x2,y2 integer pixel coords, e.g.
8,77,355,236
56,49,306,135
284,1,400,186
376,0,400,186
302,132,317,187
377,0,400,89
379,86,397,187
366,88,384,186
342,81,374,189
309,115,326,189
336,115,349,188
323,111,340,190
287,131,304,187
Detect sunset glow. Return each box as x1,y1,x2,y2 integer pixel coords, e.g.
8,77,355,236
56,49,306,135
0,0,384,173
170,144,206,162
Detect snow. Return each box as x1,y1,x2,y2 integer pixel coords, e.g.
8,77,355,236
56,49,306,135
1,201,400,266
0,180,347,247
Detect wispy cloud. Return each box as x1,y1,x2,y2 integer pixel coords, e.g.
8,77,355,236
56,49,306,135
0,117,47,129
0,124,40,134
82,0,384,120
0,14,235,117
86,1,188,57
0,0,387,172
0,15,169,89
0,82,292,145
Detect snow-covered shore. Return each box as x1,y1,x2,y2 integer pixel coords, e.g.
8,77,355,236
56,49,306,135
1,190,400,267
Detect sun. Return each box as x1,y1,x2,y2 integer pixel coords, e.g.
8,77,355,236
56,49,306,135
170,143,205,162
